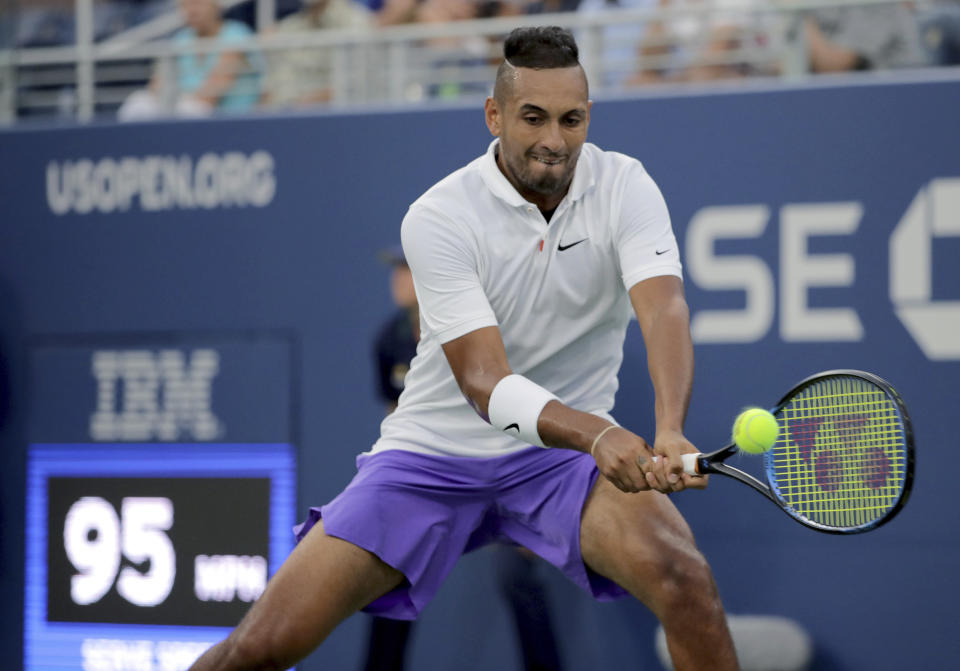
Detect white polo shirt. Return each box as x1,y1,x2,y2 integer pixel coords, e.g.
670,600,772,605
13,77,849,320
371,140,682,458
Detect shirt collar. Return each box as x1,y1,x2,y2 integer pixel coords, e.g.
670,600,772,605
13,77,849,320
479,139,596,210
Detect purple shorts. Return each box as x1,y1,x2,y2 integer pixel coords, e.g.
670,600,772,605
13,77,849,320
293,446,628,619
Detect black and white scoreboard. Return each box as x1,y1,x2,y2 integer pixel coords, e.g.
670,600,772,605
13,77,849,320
25,338,297,670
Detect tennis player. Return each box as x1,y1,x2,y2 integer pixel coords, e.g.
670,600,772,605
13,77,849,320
190,26,738,671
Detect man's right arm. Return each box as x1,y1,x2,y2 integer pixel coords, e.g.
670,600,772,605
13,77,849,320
441,326,656,493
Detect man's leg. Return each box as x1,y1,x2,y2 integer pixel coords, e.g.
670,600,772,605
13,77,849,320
495,547,563,671
580,477,739,671
190,521,405,671
362,616,414,671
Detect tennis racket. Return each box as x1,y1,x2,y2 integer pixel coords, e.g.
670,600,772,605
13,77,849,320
682,369,914,534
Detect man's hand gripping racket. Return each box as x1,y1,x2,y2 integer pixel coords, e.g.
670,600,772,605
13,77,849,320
678,370,915,534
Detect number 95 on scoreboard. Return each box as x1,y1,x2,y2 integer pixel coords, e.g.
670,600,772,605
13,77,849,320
25,443,296,671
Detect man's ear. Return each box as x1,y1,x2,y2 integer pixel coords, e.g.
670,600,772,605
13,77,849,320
484,97,501,137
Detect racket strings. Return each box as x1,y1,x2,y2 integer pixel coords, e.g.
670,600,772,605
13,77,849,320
766,376,908,530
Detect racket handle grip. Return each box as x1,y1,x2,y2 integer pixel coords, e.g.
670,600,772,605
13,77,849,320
651,453,703,475
681,453,702,475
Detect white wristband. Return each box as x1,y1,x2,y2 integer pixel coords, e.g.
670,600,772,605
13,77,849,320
487,374,558,448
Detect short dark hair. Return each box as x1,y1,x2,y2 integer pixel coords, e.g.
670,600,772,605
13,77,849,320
503,26,579,69
494,27,583,103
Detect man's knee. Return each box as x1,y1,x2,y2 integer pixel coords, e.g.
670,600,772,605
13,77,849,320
656,544,716,599
623,531,719,611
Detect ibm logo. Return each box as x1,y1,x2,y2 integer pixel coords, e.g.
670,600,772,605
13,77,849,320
90,349,222,441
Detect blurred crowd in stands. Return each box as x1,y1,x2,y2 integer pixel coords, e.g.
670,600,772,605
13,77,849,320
7,0,960,120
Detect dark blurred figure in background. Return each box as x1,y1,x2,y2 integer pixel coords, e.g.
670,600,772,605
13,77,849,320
524,0,581,13
629,0,780,86
578,0,655,88
223,0,304,29
260,0,373,109
118,0,263,119
804,2,931,72
374,247,420,416
917,0,960,65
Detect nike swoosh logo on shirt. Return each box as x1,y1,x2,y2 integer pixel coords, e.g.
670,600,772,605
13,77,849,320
655,248,670,255
505,423,520,432
558,238,588,251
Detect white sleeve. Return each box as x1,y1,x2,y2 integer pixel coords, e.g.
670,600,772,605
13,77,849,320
614,163,683,291
401,204,499,344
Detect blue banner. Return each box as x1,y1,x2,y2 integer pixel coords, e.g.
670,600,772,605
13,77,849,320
1,75,958,670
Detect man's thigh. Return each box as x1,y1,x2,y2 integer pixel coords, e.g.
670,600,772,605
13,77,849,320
579,476,698,602
229,521,405,665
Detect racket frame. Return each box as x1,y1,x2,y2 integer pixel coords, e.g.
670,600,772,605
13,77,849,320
687,369,915,534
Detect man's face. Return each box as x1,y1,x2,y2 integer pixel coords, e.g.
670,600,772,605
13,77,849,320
485,66,591,206
179,0,219,32
390,265,417,309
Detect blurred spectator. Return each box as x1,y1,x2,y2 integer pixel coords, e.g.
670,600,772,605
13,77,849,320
629,0,776,85
577,0,656,89
118,0,263,120
680,0,774,81
359,0,512,26
368,0,422,26
523,0,581,13
224,0,307,30
804,3,930,72
261,0,373,109
409,0,492,100
416,0,479,23
400,0,583,101
918,1,960,65
374,246,419,416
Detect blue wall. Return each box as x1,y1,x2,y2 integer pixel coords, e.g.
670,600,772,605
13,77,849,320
1,75,959,669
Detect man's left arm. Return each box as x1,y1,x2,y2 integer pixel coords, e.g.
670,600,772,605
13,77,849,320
628,275,706,492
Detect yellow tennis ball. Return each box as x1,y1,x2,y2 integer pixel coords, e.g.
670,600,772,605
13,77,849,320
732,408,779,454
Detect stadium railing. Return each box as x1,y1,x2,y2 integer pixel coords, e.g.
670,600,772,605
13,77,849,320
0,0,946,124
